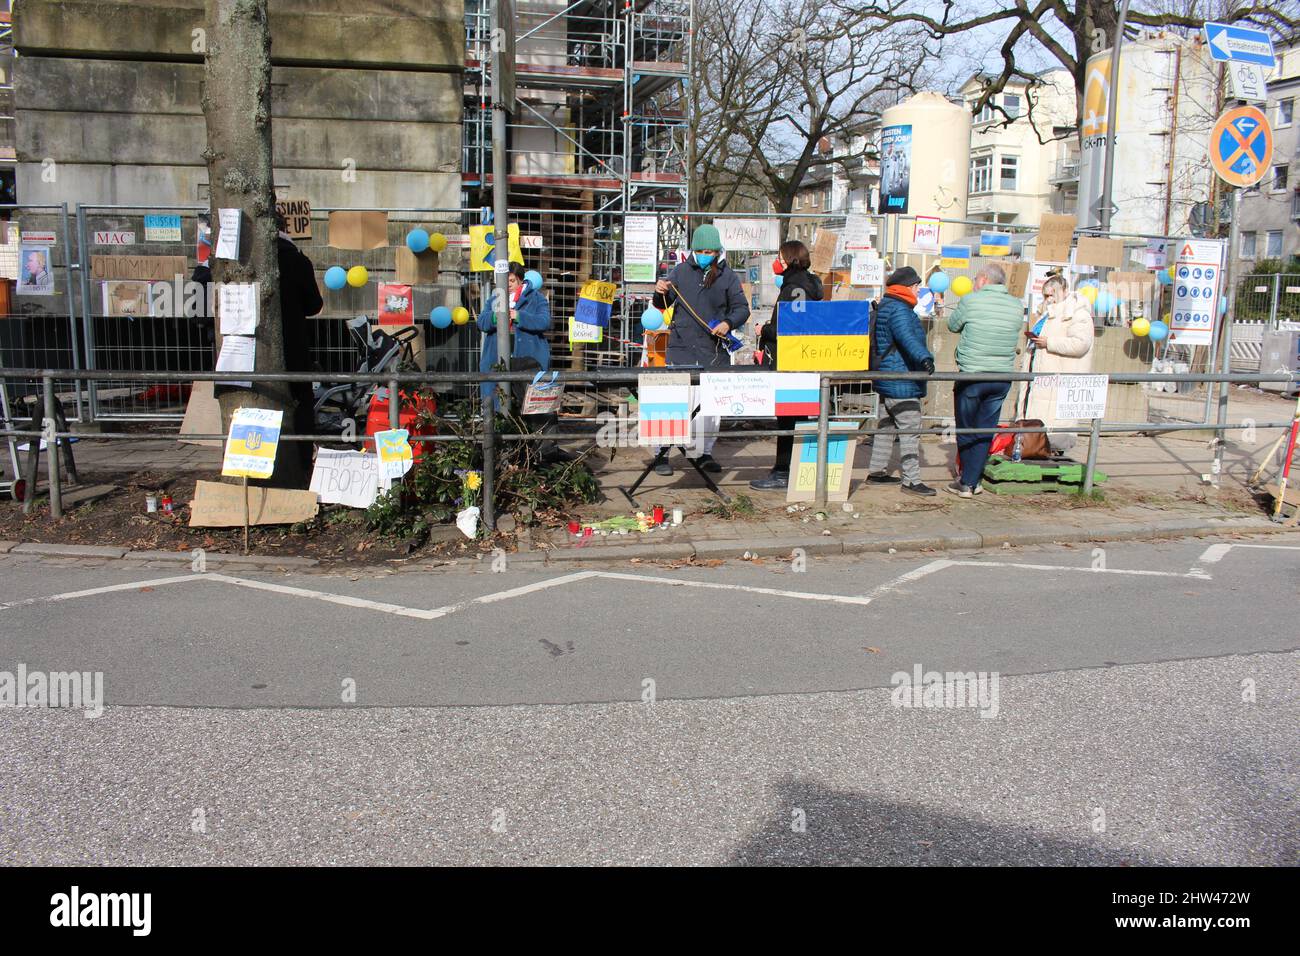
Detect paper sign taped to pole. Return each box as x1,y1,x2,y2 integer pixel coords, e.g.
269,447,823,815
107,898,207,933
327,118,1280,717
373,428,414,489
222,407,283,479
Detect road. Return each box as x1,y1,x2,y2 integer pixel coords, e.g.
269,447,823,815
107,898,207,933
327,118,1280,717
0,534,1296,865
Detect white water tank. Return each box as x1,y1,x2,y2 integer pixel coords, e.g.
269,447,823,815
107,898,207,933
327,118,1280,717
880,93,971,244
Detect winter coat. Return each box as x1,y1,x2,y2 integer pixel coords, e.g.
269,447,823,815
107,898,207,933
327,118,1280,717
947,283,1024,373
653,257,750,369
758,266,823,354
872,292,935,400
478,285,552,402
1018,292,1096,427
278,236,323,374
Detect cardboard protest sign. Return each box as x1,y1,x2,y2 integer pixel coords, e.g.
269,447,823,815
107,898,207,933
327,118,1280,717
395,246,438,284
1005,261,1033,299
179,380,223,447
777,300,871,372
275,197,312,240
469,224,523,272
787,420,858,502
222,408,282,479
1035,214,1075,264
328,210,389,250
1075,236,1124,269
101,280,152,317
310,449,380,508
810,229,840,274
90,255,188,282
190,480,318,527
575,280,616,328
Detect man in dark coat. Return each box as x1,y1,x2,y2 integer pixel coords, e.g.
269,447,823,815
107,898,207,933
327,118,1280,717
751,239,822,490
275,213,324,474
866,266,936,495
650,224,749,475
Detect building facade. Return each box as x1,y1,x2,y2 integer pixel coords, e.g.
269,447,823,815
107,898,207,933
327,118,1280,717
1235,40,1300,272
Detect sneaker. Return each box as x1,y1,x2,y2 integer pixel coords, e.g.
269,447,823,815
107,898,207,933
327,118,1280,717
867,471,902,484
945,480,974,499
749,471,789,491
654,460,673,477
902,481,937,497
971,484,984,495
695,453,723,474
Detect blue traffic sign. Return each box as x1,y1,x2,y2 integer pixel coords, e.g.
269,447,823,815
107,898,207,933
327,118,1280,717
1203,22,1276,67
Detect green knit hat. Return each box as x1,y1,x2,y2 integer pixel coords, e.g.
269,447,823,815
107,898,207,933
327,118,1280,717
691,224,722,251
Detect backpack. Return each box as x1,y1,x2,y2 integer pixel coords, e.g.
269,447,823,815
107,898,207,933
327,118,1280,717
869,299,899,371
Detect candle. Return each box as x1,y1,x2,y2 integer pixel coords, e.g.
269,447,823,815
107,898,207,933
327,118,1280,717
652,506,665,524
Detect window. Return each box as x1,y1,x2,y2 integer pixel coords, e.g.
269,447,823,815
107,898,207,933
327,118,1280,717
970,155,993,193
1266,230,1283,258
794,194,802,210
1279,98,1294,127
824,188,833,211
1000,155,1019,191
972,100,994,124
1272,164,1289,193
1003,94,1021,118
1241,231,1257,258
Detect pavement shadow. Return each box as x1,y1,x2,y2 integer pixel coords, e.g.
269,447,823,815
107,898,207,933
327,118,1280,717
727,776,1169,866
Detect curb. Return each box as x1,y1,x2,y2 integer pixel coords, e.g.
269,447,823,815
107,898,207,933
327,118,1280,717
1,517,1290,572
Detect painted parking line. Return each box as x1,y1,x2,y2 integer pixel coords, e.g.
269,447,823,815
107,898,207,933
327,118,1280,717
0,573,204,612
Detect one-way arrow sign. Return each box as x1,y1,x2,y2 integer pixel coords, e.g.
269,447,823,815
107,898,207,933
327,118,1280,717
1203,22,1276,67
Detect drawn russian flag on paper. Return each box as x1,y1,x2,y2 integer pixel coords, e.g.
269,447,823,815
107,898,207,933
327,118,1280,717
638,402,690,444
776,301,872,372
773,373,822,416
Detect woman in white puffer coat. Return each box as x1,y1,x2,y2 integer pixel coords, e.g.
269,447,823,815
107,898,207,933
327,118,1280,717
1019,274,1095,454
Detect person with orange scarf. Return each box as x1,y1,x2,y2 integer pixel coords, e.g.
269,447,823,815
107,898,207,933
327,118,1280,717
866,266,937,495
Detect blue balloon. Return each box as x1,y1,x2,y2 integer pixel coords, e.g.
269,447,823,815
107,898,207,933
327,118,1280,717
430,306,453,329
774,275,784,289
928,271,951,293
641,307,664,330
1148,319,1169,342
525,269,544,291
1078,279,1099,290
324,266,347,291
1093,290,1115,315
406,229,430,254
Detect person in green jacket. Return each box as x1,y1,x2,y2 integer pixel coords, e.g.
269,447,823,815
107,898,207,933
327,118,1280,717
946,263,1024,497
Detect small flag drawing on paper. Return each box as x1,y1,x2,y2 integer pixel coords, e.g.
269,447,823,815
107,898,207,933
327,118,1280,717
979,232,1011,256
574,280,617,328
940,245,970,269
637,372,691,446
773,373,821,416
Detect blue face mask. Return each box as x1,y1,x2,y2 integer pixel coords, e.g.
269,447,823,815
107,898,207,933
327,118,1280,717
773,274,784,289
694,253,716,269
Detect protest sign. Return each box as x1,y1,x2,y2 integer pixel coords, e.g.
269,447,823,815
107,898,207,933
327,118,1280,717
310,449,381,508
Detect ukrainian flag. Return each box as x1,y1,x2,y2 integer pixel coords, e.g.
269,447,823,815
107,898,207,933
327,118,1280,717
776,300,872,372
980,232,1011,256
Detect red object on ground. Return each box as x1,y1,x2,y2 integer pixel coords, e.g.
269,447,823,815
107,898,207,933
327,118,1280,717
567,520,580,534
136,383,192,405
365,389,438,459
652,506,665,524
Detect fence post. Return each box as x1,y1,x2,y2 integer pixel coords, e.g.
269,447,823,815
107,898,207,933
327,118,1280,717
1082,416,1101,495
1269,274,1282,329
59,203,85,422
481,392,496,533
43,375,62,519
388,378,400,431
814,374,830,510
74,204,99,423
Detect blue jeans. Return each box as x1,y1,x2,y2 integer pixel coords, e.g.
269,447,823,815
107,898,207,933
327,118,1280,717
954,380,1010,488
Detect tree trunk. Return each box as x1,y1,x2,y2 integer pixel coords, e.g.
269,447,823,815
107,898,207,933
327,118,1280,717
201,0,301,487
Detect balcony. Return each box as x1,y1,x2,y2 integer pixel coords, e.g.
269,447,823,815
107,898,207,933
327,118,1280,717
1293,191,1300,221
1050,158,1080,183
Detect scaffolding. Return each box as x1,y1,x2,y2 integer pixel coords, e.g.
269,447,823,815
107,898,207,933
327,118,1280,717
463,0,692,368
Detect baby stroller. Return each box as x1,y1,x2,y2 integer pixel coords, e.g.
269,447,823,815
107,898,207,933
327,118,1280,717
313,315,421,435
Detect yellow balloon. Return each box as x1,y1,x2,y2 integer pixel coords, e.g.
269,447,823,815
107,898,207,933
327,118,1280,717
1079,285,1098,303
429,232,448,253
1162,312,1171,324
451,306,470,326
951,275,973,296
1131,317,1150,337
346,265,369,288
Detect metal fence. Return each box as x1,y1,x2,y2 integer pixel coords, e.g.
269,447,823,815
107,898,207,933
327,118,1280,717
3,366,1296,529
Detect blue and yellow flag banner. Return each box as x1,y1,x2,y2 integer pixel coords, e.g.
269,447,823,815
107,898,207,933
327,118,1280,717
222,407,283,479
574,279,617,328
469,223,524,272
776,300,872,371
940,245,970,269
979,232,1011,256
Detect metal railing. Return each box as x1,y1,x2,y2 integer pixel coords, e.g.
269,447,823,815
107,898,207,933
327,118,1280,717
2,366,1295,527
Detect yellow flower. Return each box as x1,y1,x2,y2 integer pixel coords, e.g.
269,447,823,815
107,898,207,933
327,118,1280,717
465,471,482,491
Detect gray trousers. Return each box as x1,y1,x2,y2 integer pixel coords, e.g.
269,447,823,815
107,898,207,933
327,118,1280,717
867,397,923,483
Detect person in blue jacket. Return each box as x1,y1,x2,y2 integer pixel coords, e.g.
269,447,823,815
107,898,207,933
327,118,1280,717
865,266,937,496
477,262,552,407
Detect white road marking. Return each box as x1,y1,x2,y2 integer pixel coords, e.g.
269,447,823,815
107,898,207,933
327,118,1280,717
949,560,1192,578
866,559,954,599
1198,542,1300,565
0,573,204,612
595,571,874,605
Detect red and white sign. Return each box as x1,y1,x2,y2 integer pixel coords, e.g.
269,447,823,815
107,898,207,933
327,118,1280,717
21,231,57,244
377,283,414,327
93,231,136,246
1168,239,1224,347
911,216,942,253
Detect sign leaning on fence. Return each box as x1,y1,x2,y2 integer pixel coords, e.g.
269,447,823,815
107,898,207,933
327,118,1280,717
1169,239,1225,346
222,408,283,480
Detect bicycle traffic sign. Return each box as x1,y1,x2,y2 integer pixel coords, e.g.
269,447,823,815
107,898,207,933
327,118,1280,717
1209,105,1272,188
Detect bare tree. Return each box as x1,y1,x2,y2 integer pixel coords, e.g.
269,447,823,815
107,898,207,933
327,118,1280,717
201,0,299,486
839,0,1300,129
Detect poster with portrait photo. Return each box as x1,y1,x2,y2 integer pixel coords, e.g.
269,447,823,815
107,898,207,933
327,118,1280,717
17,245,55,296
876,124,912,215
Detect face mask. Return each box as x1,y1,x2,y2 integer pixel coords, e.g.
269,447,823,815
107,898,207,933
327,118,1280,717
773,275,784,289
694,253,716,269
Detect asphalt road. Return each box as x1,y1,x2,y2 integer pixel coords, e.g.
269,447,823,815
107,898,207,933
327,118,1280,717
0,534,1296,865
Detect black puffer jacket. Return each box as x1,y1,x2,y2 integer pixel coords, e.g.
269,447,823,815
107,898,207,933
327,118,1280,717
652,258,750,369
758,265,824,357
